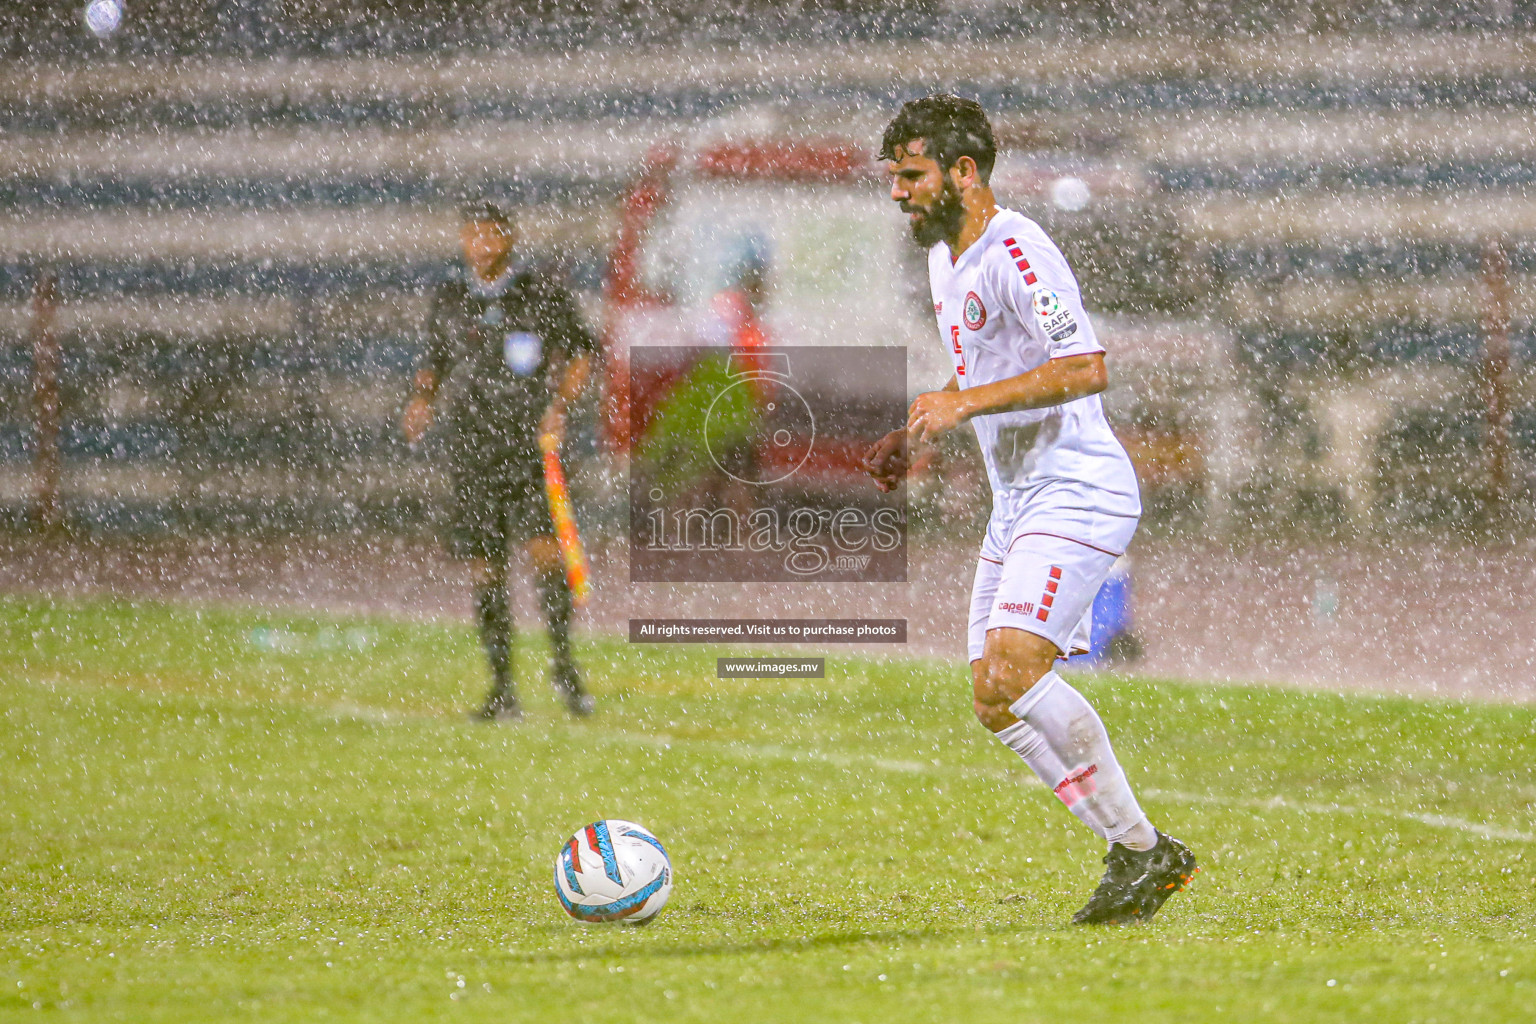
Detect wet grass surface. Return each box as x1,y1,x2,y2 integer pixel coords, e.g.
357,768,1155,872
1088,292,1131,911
3,594,1534,1022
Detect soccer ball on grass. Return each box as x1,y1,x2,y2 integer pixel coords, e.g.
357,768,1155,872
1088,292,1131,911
554,819,672,924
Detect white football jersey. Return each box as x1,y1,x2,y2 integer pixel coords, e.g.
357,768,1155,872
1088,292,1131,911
927,208,1141,557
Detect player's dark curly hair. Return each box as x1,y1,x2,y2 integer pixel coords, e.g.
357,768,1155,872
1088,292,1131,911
880,94,997,183
461,201,513,229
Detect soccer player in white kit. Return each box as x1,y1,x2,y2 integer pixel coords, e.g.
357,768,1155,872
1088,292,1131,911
865,95,1198,925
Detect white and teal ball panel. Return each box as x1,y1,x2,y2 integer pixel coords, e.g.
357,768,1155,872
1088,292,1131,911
554,820,673,923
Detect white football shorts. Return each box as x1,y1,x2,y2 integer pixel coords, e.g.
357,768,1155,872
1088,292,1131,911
967,522,1136,662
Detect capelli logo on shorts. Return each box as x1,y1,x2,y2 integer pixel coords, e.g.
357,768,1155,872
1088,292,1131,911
996,600,1036,615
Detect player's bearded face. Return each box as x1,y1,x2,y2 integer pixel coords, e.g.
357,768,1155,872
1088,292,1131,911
903,173,964,247
462,221,513,277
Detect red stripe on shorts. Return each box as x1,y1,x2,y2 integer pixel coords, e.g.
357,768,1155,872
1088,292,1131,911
1007,532,1125,558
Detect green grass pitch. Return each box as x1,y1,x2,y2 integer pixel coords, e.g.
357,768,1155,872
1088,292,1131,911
3,594,1534,1022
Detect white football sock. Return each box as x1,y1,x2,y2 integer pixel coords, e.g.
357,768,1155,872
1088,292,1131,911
994,719,1077,823
998,670,1158,851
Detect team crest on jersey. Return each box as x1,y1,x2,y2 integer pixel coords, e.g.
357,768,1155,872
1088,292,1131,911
1032,288,1078,342
503,331,543,375
963,291,987,330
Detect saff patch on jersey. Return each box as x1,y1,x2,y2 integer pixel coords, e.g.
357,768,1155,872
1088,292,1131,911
963,291,987,330
1031,288,1078,342
503,331,543,375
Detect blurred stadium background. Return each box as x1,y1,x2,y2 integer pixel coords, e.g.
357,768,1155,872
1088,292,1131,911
3,1,1535,693
5,0,1536,533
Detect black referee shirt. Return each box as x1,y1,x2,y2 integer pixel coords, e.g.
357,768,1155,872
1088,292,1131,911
422,264,597,465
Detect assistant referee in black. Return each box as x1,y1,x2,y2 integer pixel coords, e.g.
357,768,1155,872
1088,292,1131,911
403,203,596,720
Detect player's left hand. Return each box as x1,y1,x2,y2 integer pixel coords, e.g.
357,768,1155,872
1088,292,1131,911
862,427,909,492
907,390,971,443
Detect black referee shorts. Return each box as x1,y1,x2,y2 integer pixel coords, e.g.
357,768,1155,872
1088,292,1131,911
447,453,556,561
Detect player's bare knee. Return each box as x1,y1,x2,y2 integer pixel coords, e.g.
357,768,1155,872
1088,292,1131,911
971,675,1007,714
977,652,1022,701
971,640,1054,731
971,658,1018,730
986,631,1057,690
973,698,1015,732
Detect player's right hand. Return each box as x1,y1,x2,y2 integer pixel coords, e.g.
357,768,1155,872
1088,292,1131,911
862,427,909,493
402,396,433,445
